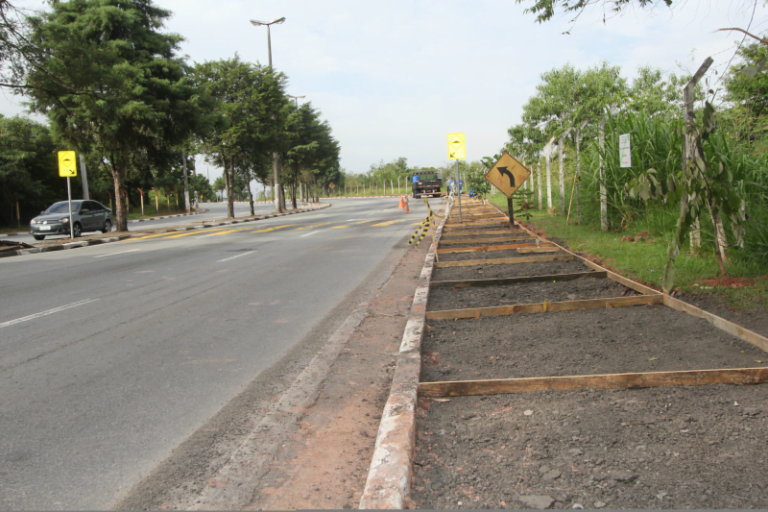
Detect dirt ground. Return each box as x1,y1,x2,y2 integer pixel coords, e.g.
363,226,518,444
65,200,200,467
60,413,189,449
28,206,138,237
413,205,768,509
245,237,431,511
412,385,768,509
440,249,554,262
427,276,637,311
434,259,592,281
421,305,767,382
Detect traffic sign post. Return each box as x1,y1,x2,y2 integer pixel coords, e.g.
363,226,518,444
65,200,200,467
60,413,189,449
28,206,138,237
447,133,466,222
58,151,77,240
485,152,531,228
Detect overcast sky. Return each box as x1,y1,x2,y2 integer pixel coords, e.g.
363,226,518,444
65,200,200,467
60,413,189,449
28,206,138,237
1,0,766,182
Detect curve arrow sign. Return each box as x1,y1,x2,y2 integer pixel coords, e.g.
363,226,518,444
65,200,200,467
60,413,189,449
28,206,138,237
498,166,515,188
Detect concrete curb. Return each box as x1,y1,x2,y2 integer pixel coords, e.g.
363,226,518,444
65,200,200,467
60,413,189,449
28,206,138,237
127,208,207,223
0,232,26,238
0,235,132,259
358,201,451,509
126,203,331,237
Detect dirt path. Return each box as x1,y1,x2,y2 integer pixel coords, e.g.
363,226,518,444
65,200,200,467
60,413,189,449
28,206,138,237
247,238,431,510
411,201,768,509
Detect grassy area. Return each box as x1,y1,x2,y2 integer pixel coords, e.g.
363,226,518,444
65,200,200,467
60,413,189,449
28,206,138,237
487,194,768,311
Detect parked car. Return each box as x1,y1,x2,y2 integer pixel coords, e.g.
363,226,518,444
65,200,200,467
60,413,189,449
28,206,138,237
29,200,114,240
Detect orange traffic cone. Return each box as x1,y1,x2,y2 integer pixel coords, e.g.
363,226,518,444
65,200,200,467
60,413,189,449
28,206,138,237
403,196,410,213
398,195,405,210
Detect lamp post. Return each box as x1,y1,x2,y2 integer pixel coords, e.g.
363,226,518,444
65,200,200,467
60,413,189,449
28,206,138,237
249,17,285,68
287,94,305,107
250,16,286,213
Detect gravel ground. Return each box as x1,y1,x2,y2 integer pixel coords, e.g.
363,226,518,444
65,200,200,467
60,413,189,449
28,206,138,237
421,305,767,382
412,385,768,509
427,275,636,311
434,259,592,281
413,207,768,509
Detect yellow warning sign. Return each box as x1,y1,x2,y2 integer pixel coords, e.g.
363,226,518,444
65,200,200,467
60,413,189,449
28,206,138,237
485,152,530,198
58,151,77,177
447,132,466,160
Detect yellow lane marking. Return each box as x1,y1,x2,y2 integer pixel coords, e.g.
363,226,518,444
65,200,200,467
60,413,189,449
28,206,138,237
251,224,293,233
164,228,229,239
293,222,335,231
371,219,409,227
205,226,254,236
329,220,378,229
131,231,190,240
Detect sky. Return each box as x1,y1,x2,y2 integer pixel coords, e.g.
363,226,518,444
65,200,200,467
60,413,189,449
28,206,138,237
1,0,767,183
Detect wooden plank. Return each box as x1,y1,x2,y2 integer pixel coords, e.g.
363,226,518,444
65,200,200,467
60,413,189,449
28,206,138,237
516,247,562,254
663,295,768,353
435,254,573,268
419,367,768,397
425,294,662,320
446,217,508,224
437,242,553,254
430,271,608,289
440,236,538,245
441,230,530,238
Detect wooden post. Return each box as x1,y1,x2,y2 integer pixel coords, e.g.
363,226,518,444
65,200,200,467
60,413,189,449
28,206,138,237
507,196,514,228
16,200,20,228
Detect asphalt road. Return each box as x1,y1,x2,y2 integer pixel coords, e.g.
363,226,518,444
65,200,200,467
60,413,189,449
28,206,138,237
0,197,436,510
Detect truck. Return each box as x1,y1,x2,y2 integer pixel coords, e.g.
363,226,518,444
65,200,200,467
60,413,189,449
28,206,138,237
410,170,443,198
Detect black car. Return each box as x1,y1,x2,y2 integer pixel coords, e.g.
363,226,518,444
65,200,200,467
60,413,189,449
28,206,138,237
29,200,114,240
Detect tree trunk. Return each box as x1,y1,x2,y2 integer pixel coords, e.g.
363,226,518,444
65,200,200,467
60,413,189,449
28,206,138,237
246,168,255,216
714,212,729,263
536,161,543,210
731,200,746,248
575,129,582,222
272,152,284,213
545,138,554,211
109,158,128,231
223,152,234,218
182,149,190,213
598,119,608,232
291,181,297,209
558,131,571,216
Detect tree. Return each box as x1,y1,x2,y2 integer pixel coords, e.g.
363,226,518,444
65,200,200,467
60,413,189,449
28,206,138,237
0,115,61,225
25,0,201,231
194,56,288,218
516,0,671,24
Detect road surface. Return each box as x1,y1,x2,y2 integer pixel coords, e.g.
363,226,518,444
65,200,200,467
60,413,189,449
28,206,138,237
0,197,437,510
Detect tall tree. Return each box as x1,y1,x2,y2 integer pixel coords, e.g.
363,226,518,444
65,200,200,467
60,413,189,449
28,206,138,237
25,0,200,231
194,56,287,218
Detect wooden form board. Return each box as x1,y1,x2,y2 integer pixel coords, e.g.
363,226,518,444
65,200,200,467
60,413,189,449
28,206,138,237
440,236,538,245
419,367,768,397
435,254,573,268
516,247,562,254
442,222,510,230
441,231,531,239
437,242,554,254
446,217,508,224
430,271,608,289
483,201,768,354
425,294,663,320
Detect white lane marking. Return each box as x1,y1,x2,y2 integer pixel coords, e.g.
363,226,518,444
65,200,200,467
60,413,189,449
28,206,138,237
94,249,141,258
300,231,319,238
0,299,98,329
217,251,256,263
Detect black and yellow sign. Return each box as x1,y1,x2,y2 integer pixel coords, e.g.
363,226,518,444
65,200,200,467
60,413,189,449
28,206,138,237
58,151,77,177
485,152,530,198
447,132,466,160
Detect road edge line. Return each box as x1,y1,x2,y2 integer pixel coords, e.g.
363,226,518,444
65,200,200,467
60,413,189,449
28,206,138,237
358,201,450,509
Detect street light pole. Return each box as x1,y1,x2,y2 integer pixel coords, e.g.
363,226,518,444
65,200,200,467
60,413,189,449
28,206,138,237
250,16,286,213
287,94,306,107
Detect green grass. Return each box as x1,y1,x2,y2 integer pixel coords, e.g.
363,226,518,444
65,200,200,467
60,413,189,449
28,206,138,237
487,194,768,312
